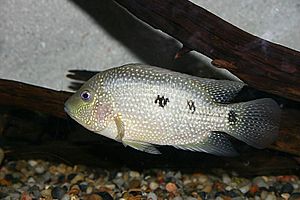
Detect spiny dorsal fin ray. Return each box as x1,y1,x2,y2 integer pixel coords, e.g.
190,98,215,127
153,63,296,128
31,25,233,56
199,80,245,103
123,139,161,154
174,132,238,156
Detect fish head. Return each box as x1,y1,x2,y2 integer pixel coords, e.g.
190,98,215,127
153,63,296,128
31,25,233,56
64,77,113,133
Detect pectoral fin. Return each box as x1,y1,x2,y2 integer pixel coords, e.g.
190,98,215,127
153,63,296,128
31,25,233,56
123,140,161,154
114,113,125,143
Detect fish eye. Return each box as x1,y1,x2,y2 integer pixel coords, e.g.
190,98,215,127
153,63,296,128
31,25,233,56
80,90,91,101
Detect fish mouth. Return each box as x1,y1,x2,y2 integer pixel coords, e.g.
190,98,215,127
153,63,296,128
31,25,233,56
64,105,73,117
64,106,78,121
64,106,70,114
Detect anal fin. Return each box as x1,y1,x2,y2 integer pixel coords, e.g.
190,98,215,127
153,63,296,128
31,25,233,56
174,132,238,156
124,140,161,154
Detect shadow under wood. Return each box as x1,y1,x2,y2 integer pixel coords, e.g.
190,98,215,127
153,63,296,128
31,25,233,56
68,0,229,79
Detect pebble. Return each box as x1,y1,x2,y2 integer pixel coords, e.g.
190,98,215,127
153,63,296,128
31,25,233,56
198,174,208,184
129,179,141,189
281,182,294,194
253,177,269,189
70,194,80,200
70,174,85,185
51,186,66,199
42,172,52,183
239,183,251,194
8,193,21,199
147,192,157,200
254,195,261,200
69,184,81,195
97,192,113,200
28,160,38,167
227,189,241,197
175,172,182,179
222,174,231,185
129,171,140,179
103,184,116,190
21,192,32,200
1,159,300,200
40,189,52,200
149,181,159,191
27,177,36,184
35,165,45,174
61,194,71,200
265,193,277,200
225,185,233,191
199,191,207,199
202,184,213,193
86,194,103,200
86,186,94,194
166,182,177,193
79,182,88,192
249,184,259,195
281,193,291,200
28,185,41,199
260,190,268,199
113,177,125,187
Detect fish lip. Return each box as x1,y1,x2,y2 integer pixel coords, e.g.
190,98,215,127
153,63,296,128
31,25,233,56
64,106,74,117
64,106,69,113
64,106,78,121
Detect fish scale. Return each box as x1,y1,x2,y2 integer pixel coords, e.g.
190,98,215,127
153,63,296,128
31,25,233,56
110,81,227,145
65,64,280,156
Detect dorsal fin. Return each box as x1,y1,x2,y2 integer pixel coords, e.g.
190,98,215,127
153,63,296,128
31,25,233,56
200,80,245,103
120,64,245,103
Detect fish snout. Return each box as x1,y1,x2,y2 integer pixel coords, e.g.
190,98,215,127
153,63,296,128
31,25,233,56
64,97,75,116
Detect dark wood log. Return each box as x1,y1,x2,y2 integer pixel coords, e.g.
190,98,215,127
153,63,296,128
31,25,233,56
0,78,71,118
113,0,300,101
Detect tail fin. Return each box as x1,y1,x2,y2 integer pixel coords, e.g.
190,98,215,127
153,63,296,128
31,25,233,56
224,98,280,149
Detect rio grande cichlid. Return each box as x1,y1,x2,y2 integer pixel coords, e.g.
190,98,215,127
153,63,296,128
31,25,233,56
64,64,280,156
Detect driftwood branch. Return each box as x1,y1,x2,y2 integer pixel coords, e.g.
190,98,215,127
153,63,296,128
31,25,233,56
0,79,71,118
114,0,300,101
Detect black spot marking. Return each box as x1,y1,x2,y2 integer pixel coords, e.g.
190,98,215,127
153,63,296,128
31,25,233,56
187,100,196,114
155,95,169,108
228,110,237,123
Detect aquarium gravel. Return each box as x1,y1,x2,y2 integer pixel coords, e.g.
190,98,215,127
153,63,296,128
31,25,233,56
0,159,300,200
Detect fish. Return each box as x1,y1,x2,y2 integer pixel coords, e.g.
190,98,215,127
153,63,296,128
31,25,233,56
64,64,281,156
